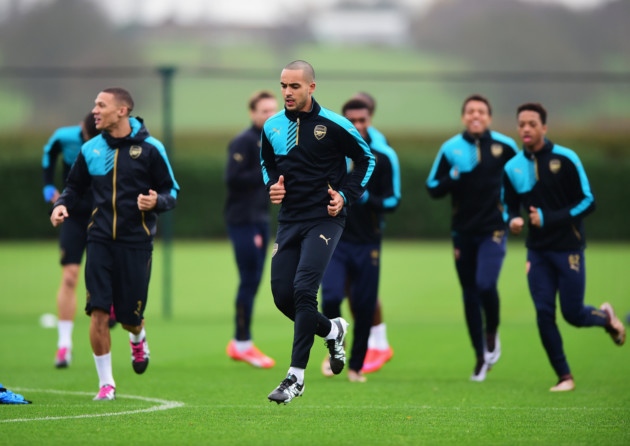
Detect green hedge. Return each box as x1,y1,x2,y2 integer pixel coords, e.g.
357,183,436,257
3,133,629,240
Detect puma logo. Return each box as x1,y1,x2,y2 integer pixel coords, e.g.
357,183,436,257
319,234,331,245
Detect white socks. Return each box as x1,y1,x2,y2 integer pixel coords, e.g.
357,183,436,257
129,327,146,344
367,323,389,350
93,352,115,388
288,367,305,384
325,320,339,340
57,320,73,349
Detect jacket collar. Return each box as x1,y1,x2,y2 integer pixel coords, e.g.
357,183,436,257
284,97,321,122
462,129,491,144
102,116,148,147
524,138,554,159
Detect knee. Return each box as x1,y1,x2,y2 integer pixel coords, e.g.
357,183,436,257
462,288,478,303
90,309,110,333
62,266,80,289
534,304,555,325
271,284,294,319
122,323,143,335
477,280,497,295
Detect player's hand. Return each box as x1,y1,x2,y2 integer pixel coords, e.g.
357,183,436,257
269,175,286,204
528,206,541,228
327,187,343,217
138,189,158,211
51,205,68,227
509,217,524,235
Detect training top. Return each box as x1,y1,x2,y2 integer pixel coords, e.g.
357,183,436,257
224,124,269,225
54,117,180,247
42,125,92,215
260,98,375,223
426,129,518,236
502,139,595,251
342,126,401,244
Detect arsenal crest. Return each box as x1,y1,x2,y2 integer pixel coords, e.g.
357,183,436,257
129,145,142,159
491,144,503,158
549,159,561,174
314,125,327,140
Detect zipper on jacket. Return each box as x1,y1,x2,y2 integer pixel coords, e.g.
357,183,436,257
296,118,300,146
112,149,119,240
141,211,150,236
475,139,481,163
571,224,582,241
87,207,98,230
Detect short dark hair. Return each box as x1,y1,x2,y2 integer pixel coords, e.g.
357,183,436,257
461,94,492,116
248,90,275,111
284,60,315,82
102,87,134,114
341,98,371,115
352,92,376,115
83,112,98,139
517,102,547,125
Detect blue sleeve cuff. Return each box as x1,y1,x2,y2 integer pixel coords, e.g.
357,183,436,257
43,185,57,202
537,208,544,227
339,191,347,204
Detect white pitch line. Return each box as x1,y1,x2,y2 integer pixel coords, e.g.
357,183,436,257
1,388,184,423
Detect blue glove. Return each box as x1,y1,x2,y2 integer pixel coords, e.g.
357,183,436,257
43,185,57,202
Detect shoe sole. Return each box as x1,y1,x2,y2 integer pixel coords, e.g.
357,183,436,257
321,358,334,377
228,355,275,369
268,387,305,405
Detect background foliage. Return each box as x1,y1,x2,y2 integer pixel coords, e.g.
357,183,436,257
2,131,629,240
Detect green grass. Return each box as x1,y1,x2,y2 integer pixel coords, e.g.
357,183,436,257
1,240,629,445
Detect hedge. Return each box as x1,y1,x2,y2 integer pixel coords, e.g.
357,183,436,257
3,132,628,240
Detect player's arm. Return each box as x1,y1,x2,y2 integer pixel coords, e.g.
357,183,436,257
260,130,279,188
501,170,524,235
147,144,179,213
52,151,91,216
537,154,595,228
339,126,375,206
42,136,62,203
226,134,265,190
362,147,401,213
426,147,458,199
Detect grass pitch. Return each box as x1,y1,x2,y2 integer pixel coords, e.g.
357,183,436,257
0,240,628,445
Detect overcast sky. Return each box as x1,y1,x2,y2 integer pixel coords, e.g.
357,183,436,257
6,0,618,26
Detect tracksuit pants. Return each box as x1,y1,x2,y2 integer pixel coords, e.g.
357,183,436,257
271,218,344,369
526,248,608,378
227,222,269,341
453,231,506,358
321,240,380,372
